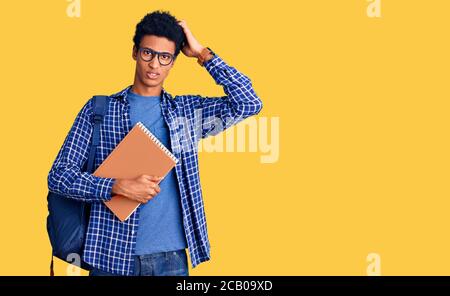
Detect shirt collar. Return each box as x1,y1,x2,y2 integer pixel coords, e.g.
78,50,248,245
110,85,172,103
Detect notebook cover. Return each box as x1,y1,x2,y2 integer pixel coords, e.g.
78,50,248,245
93,122,178,222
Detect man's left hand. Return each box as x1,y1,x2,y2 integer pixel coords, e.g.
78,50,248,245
178,20,205,58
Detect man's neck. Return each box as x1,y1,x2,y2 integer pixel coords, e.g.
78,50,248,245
130,83,162,97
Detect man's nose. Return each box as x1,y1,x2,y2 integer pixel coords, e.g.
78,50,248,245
148,56,160,68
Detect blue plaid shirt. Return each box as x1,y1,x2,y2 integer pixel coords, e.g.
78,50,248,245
47,53,262,275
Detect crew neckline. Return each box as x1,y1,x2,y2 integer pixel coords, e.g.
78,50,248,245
127,88,160,99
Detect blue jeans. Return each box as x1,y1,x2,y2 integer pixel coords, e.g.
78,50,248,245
89,249,189,276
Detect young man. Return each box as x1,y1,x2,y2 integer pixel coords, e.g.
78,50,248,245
48,10,262,276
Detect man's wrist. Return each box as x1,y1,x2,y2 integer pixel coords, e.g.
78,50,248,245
111,178,123,196
195,46,206,59
197,47,215,66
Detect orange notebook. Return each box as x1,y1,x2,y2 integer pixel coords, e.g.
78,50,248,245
93,122,178,222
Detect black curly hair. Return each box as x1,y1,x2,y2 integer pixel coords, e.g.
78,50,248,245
133,10,186,57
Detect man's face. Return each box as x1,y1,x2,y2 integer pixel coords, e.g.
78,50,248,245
132,35,176,89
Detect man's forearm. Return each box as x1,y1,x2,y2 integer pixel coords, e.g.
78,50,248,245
48,166,115,203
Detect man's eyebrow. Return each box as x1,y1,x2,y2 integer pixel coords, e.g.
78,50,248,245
140,47,173,55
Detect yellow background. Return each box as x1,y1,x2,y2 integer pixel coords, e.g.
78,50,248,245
0,0,449,275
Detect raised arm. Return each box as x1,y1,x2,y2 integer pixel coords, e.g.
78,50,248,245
177,20,263,139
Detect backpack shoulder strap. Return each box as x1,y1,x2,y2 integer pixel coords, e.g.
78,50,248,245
86,95,110,173
50,96,110,276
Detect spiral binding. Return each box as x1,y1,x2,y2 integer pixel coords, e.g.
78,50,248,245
136,122,179,164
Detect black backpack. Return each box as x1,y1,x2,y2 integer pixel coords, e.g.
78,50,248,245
46,95,110,275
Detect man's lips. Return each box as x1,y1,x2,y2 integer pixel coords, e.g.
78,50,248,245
146,72,160,79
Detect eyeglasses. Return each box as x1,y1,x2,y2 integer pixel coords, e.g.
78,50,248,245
138,47,175,66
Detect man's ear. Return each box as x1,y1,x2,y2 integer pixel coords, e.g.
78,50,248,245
172,55,179,66
132,45,137,61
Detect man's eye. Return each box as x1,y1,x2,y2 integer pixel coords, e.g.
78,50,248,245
143,50,152,55
161,54,171,60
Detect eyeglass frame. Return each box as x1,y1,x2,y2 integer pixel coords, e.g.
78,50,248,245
137,46,175,66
